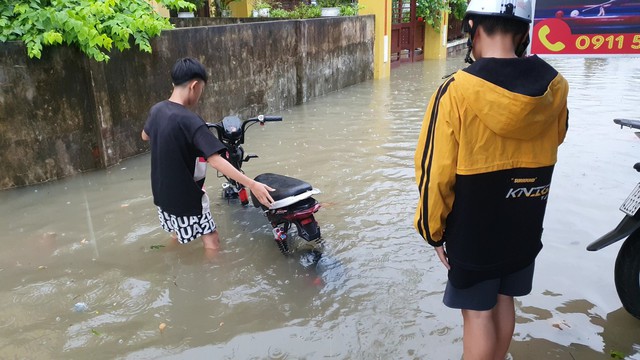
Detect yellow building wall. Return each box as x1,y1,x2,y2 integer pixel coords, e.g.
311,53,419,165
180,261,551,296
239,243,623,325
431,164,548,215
150,0,170,17
229,0,252,17
423,11,449,60
359,0,391,79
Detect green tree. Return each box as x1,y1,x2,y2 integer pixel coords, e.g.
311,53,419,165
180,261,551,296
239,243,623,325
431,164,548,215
0,0,195,62
416,0,468,32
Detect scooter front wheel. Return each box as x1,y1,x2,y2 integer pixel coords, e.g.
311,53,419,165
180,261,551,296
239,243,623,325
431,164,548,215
614,231,640,319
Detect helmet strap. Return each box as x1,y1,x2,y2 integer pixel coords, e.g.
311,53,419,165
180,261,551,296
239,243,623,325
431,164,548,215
464,19,477,64
515,32,531,57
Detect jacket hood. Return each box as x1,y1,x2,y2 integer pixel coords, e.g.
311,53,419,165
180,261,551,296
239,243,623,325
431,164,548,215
456,70,564,140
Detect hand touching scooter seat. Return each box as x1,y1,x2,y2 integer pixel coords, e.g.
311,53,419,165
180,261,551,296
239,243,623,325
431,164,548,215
249,181,275,208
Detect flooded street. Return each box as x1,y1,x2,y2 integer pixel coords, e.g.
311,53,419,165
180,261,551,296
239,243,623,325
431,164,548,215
1,56,640,359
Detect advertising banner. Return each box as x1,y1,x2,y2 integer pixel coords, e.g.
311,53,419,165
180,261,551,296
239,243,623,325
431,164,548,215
531,0,640,55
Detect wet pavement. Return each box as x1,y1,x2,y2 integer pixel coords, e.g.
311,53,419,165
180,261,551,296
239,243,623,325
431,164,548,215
0,56,639,359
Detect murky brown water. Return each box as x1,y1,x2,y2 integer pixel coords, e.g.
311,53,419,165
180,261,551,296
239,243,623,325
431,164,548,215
1,56,639,359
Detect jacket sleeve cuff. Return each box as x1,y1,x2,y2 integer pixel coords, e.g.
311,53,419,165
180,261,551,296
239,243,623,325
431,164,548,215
427,238,445,247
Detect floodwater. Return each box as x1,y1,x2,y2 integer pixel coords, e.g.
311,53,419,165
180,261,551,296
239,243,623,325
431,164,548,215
1,56,640,360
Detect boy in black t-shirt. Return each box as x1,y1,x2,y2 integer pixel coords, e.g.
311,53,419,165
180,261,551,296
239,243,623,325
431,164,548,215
142,58,274,256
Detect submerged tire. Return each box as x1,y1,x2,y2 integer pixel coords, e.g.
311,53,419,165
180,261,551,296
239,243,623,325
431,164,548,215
614,232,640,319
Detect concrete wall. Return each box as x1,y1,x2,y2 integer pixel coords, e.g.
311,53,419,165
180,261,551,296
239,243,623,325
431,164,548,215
0,16,374,189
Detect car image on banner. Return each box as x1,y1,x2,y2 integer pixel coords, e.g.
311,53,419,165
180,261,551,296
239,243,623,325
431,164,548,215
531,0,640,55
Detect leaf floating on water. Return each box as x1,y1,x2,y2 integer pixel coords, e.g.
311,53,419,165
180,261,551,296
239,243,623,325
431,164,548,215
159,323,167,332
551,319,571,330
150,245,166,250
38,265,47,270
91,329,101,336
610,350,625,359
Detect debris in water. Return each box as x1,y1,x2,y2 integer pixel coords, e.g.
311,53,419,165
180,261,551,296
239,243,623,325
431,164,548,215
610,350,625,359
91,329,101,336
150,244,166,250
73,302,89,313
551,319,571,330
38,265,47,270
159,323,167,332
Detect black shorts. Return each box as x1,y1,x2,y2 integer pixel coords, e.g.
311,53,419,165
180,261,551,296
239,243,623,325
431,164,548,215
443,262,535,311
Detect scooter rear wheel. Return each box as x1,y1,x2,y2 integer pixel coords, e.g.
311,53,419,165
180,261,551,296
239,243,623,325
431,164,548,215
614,231,640,319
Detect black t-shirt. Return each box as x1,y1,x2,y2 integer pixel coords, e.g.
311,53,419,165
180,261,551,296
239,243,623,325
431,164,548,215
144,100,226,216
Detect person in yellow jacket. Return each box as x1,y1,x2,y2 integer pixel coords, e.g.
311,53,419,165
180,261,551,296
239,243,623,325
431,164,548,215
414,0,569,359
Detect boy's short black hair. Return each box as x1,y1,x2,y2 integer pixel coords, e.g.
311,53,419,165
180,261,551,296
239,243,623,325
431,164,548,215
171,57,208,86
466,14,529,37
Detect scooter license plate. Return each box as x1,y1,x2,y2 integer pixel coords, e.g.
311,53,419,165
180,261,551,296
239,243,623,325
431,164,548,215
620,182,640,216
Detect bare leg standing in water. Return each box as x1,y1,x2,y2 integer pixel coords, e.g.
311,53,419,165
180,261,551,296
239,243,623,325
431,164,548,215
201,231,220,260
461,295,515,360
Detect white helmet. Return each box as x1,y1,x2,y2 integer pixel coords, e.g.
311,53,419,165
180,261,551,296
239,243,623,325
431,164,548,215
465,0,532,23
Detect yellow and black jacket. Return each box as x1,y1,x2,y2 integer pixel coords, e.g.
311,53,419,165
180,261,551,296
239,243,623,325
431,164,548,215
414,55,569,287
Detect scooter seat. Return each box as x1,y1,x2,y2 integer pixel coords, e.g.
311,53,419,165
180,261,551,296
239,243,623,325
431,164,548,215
253,173,313,201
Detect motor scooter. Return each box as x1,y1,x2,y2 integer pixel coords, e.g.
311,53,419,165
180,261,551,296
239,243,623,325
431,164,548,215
587,118,640,319
207,115,323,256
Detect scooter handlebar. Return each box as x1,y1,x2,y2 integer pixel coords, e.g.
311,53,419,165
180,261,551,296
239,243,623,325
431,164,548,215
242,115,282,134
207,115,282,143
262,115,283,122
247,115,282,123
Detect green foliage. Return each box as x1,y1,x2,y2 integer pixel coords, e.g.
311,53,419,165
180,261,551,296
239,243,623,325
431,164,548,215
290,3,321,18
449,0,468,20
317,0,350,7
0,0,196,62
270,4,322,19
184,0,205,10
269,8,290,17
252,0,273,10
416,0,448,31
339,3,363,16
416,0,468,32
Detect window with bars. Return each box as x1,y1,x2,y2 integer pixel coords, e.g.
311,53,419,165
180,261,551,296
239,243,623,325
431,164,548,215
392,0,413,24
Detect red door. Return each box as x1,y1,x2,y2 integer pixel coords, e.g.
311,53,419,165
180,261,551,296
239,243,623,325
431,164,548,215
390,0,425,66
